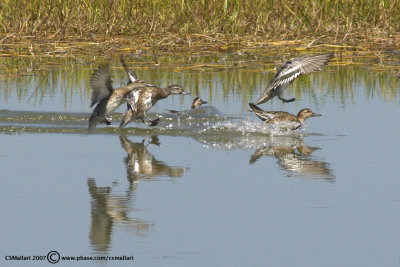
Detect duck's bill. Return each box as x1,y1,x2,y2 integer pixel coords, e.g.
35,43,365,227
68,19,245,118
202,101,208,104
181,91,190,95
312,113,322,117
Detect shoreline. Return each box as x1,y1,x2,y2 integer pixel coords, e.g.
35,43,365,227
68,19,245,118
1,34,400,74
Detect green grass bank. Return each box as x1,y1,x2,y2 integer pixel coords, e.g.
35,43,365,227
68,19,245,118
1,0,399,49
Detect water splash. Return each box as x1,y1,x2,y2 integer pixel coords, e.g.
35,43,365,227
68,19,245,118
0,109,308,139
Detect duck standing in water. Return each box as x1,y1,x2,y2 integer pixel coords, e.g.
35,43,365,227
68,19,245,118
255,53,334,104
118,57,190,128
165,97,208,114
248,103,321,130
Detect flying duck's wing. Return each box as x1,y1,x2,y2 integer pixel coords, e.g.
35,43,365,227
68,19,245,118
270,53,334,90
248,103,281,121
255,53,334,104
90,64,113,107
120,55,138,83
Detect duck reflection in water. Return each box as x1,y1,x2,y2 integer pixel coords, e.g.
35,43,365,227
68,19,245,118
249,135,334,181
88,135,187,254
119,135,187,186
194,133,333,181
87,178,154,254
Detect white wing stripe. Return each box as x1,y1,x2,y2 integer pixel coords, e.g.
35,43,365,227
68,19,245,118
279,65,302,77
132,90,140,104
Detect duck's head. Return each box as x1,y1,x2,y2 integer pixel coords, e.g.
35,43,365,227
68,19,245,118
191,97,208,109
297,108,321,122
166,85,190,95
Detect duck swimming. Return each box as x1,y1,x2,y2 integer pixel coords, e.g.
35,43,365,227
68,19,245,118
118,57,190,128
165,97,208,114
248,103,321,130
255,53,334,104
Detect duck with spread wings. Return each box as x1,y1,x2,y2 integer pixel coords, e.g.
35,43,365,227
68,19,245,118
118,56,190,128
88,64,144,133
255,53,334,104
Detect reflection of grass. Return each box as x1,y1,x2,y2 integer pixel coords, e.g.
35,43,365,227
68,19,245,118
1,54,399,110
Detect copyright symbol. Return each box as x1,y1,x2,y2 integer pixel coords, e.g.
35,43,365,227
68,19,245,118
47,251,60,264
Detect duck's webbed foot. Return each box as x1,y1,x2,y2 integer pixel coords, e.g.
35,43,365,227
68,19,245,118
279,96,296,103
102,118,115,127
143,116,160,126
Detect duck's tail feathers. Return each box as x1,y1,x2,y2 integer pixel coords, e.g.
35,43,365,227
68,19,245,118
249,102,264,112
248,102,269,121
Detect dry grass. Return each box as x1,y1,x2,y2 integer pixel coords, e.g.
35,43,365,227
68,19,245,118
0,0,400,50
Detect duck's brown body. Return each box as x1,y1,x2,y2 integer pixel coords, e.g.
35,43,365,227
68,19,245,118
89,65,142,132
249,103,321,130
118,56,189,128
92,83,143,116
119,83,188,128
88,63,188,132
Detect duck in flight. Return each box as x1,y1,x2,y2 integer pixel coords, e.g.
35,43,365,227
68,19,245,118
119,84,189,128
248,103,321,130
255,53,334,104
88,64,143,133
118,56,190,128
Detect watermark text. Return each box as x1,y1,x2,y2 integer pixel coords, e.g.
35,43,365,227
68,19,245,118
4,251,134,264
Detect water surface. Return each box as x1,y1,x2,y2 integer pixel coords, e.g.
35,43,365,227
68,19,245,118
1,55,400,266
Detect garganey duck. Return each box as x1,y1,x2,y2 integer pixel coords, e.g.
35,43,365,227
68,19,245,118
255,53,334,104
165,97,208,114
118,57,189,128
88,64,145,133
248,103,321,130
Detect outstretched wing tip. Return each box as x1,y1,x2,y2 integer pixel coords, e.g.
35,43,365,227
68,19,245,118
89,63,113,107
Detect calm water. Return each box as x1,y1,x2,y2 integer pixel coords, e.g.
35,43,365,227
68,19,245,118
1,55,400,266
